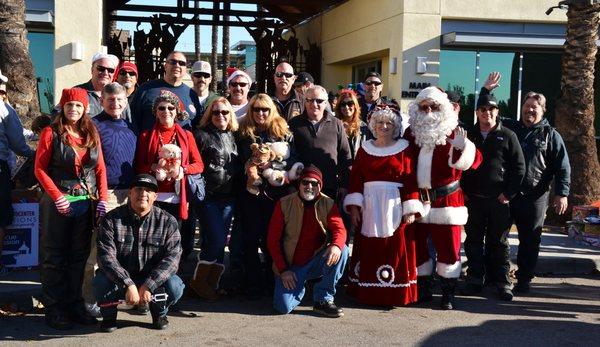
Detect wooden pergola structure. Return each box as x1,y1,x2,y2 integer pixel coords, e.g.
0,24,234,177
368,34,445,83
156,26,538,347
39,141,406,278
103,0,346,92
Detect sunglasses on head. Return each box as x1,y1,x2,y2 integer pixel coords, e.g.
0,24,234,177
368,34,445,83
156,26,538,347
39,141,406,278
275,72,294,78
96,65,115,74
365,80,382,86
119,70,136,77
167,59,187,67
229,82,248,88
253,107,270,113
157,105,176,111
211,109,230,116
301,179,319,187
418,103,440,112
306,98,325,105
192,72,211,79
339,101,354,108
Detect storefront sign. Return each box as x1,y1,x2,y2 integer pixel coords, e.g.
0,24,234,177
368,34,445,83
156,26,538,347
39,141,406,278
402,82,432,98
1,203,39,268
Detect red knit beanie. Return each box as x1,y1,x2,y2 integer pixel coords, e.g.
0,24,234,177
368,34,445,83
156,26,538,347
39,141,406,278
59,88,89,109
300,165,323,187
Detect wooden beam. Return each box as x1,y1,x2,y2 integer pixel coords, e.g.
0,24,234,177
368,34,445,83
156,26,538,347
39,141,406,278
118,4,301,20
110,14,283,28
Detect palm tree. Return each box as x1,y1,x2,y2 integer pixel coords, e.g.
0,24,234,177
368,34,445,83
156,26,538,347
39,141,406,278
194,0,201,62
554,1,600,207
210,1,219,92
0,0,40,126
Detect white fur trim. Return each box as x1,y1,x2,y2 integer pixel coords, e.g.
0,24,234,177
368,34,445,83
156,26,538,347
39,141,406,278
343,192,364,213
437,260,461,278
268,141,290,160
448,139,476,171
417,259,434,276
402,199,424,217
418,206,469,225
361,139,408,157
287,162,304,180
415,86,448,105
417,148,434,188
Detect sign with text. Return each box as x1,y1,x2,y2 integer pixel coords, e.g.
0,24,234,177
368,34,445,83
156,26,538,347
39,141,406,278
1,203,39,268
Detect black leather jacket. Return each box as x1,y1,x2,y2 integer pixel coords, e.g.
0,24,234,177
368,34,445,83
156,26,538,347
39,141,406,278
194,125,241,199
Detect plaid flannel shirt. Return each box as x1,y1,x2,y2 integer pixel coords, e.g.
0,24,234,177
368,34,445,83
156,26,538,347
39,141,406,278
97,204,182,291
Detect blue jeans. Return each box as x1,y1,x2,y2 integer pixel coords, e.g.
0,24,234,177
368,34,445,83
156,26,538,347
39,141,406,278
273,246,349,314
197,198,235,263
93,271,184,316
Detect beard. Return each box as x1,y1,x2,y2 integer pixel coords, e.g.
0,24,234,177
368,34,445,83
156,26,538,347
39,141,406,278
300,188,317,201
409,109,457,150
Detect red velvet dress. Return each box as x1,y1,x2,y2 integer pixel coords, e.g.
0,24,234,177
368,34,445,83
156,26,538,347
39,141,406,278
343,139,423,306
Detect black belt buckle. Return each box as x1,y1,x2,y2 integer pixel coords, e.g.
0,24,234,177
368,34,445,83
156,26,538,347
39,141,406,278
419,189,432,203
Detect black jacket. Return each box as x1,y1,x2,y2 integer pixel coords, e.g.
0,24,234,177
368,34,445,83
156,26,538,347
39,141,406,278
194,125,241,199
288,110,352,195
502,118,571,197
272,89,304,122
461,119,525,199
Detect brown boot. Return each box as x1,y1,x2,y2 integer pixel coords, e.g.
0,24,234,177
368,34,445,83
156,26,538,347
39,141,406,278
189,261,218,301
207,263,225,291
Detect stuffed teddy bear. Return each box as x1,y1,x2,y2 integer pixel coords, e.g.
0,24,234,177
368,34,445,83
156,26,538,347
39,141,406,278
262,141,304,187
245,142,274,195
152,143,183,182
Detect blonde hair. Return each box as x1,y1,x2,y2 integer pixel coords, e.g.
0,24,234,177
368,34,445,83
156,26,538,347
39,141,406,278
199,97,239,131
238,93,290,140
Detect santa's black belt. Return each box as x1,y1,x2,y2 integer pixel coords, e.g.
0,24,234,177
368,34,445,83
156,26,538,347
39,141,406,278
419,181,460,203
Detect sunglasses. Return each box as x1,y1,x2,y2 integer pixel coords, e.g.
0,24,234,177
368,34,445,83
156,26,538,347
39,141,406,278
157,105,176,111
229,82,248,88
211,110,230,116
339,101,354,108
306,98,325,105
301,179,319,187
365,80,382,86
119,70,136,77
253,107,270,113
167,59,187,67
478,106,498,112
0,90,6,96
419,103,440,112
96,65,115,74
192,72,211,79
275,72,294,78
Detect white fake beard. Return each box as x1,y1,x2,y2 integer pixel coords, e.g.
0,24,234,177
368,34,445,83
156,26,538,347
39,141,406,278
409,110,457,150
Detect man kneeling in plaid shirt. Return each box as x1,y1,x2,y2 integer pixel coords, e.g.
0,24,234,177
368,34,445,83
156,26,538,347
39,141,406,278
94,174,184,332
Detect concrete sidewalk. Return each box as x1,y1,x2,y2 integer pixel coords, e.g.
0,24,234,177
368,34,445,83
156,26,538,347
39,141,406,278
1,229,599,307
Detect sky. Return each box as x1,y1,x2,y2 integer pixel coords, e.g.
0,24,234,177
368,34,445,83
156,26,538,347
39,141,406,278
117,0,255,53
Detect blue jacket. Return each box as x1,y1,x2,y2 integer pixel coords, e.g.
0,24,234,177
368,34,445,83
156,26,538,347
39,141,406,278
0,101,34,162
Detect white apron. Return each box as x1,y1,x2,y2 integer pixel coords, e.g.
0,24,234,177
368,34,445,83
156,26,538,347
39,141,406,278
361,181,403,238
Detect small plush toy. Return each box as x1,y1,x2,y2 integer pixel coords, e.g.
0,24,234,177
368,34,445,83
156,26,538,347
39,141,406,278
262,142,304,187
245,143,273,195
152,144,183,182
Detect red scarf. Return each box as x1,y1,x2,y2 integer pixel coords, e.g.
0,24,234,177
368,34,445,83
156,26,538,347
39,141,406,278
146,122,191,220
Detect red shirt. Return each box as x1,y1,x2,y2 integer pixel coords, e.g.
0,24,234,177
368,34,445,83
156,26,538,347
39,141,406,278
267,197,347,272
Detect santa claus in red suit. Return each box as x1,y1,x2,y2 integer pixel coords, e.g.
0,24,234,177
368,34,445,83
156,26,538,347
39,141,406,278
405,86,482,310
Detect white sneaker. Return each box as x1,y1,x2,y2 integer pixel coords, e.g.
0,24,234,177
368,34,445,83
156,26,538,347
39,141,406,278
85,302,102,318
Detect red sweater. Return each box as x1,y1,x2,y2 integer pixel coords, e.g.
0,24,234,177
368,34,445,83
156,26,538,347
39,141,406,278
267,198,347,272
34,126,108,201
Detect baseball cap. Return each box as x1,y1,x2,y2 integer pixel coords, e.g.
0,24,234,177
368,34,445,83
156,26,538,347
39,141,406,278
294,72,314,87
476,94,498,108
446,90,462,104
92,52,119,69
192,61,211,75
130,174,158,191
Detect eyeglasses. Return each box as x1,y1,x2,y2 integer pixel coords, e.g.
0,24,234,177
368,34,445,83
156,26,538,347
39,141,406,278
211,110,230,116
167,59,187,67
275,72,294,78
96,65,115,74
365,80,382,86
229,82,248,88
418,103,440,112
157,105,176,111
192,72,211,79
306,98,325,105
119,70,136,77
339,101,354,108
253,107,270,113
300,179,319,187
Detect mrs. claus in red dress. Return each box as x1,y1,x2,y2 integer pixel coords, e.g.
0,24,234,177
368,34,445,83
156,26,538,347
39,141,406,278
344,107,424,306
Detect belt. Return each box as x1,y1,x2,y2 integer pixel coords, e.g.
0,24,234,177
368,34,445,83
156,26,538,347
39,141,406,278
419,180,460,203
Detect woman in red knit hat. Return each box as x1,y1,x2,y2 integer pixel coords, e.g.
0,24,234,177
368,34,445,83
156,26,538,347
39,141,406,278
34,87,108,330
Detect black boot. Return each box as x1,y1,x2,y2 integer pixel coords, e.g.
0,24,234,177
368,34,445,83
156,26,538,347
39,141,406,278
150,304,169,330
99,307,118,333
440,278,457,310
45,307,74,331
417,276,433,303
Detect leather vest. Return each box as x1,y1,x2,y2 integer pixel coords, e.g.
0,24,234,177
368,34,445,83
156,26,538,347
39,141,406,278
279,193,334,265
47,128,99,197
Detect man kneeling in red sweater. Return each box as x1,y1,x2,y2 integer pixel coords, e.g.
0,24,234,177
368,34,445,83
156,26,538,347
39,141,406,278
267,165,348,317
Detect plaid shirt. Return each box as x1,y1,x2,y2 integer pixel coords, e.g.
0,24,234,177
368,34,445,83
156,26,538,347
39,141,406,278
97,204,181,291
